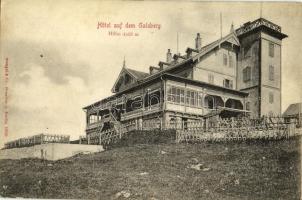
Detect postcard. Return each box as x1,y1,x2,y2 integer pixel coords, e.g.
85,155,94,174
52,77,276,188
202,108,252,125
0,1,301,199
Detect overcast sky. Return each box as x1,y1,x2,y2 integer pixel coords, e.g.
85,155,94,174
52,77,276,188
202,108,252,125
1,1,301,147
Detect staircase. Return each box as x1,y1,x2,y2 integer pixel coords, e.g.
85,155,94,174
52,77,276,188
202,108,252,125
98,111,136,146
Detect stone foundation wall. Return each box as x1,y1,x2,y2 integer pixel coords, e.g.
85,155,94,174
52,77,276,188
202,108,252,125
0,143,104,161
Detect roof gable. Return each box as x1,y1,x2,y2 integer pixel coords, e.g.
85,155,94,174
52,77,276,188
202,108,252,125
131,32,240,82
192,32,240,62
111,67,149,93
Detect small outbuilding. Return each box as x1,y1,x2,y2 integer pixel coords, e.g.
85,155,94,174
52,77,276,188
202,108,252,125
283,103,302,127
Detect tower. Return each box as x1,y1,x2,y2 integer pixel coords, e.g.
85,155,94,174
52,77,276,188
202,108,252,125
236,18,288,117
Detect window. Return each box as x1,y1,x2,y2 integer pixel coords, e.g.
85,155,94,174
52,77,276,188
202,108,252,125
89,113,98,124
223,79,232,88
180,90,185,104
269,92,274,104
176,88,181,103
246,102,250,111
190,91,195,106
126,96,143,112
186,90,201,107
269,42,274,57
269,65,274,81
208,74,214,84
243,66,251,82
224,79,229,88
229,55,233,68
223,53,228,66
167,86,185,105
144,90,160,107
167,85,203,108
198,93,203,107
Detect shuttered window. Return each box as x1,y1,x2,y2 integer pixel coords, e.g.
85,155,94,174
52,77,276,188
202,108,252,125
269,92,274,104
223,53,228,66
269,42,274,57
269,65,274,81
229,55,233,68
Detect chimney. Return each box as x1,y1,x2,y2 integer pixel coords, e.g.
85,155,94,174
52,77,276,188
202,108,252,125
195,33,201,50
166,49,172,63
173,54,179,63
230,22,234,33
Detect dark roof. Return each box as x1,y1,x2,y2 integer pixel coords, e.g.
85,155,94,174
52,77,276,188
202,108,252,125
121,32,239,85
283,103,302,117
126,68,149,80
147,32,240,79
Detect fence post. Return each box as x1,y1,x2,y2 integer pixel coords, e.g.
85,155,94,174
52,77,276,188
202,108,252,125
135,119,138,130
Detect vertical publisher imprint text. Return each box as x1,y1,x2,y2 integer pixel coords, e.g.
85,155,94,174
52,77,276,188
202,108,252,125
3,58,9,137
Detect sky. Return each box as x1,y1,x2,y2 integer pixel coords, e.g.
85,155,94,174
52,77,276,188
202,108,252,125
0,0,302,147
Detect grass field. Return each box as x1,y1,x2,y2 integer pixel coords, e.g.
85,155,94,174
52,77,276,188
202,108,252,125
0,137,300,199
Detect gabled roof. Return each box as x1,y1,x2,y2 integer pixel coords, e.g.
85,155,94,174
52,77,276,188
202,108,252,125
283,103,302,117
144,31,240,80
111,67,149,93
191,31,240,62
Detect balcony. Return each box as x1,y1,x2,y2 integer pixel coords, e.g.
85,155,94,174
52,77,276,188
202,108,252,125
236,18,282,36
121,104,162,121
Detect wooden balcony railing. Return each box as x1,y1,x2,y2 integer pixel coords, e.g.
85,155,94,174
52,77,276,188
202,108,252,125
121,104,162,121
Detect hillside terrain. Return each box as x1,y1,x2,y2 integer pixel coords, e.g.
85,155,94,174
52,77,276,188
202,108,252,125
0,137,300,200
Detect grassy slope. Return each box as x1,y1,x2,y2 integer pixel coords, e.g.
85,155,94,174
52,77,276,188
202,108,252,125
0,138,300,200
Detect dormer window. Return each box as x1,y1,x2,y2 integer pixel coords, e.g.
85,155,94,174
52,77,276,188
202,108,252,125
223,79,233,89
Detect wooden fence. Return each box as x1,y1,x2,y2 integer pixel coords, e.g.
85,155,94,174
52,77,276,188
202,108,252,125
4,134,70,149
81,121,137,145
175,124,297,143
79,116,301,146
